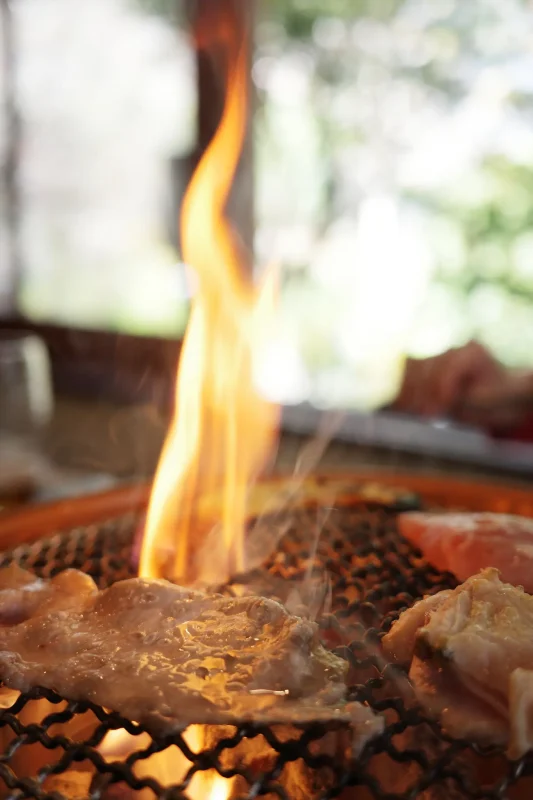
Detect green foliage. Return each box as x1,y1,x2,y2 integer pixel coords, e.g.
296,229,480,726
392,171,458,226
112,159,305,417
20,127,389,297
256,0,533,376
265,0,401,35
411,157,533,301
128,0,533,371
131,0,184,24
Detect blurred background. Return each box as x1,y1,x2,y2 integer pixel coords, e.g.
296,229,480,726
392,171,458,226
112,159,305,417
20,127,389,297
2,0,533,408
1,0,533,505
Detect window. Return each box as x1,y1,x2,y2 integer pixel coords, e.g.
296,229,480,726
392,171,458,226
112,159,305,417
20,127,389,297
254,0,533,409
2,0,195,337
0,0,250,402
3,0,533,411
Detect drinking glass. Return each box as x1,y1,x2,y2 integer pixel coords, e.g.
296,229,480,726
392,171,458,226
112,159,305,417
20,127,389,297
0,332,53,437
0,332,54,505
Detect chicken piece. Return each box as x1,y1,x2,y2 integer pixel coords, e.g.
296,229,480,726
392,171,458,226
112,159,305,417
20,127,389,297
382,568,533,759
0,566,382,753
399,511,533,591
382,590,452,668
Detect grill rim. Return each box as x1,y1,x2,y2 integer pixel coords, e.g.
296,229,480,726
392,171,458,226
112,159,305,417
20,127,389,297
1,467,532,551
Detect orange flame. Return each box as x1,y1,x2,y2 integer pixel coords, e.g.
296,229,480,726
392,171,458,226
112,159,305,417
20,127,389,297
99,726,231,800
101,14,276,800
139,31,278,588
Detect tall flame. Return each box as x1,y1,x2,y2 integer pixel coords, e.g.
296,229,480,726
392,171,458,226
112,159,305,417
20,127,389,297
139,22,278,585
101,14,276,800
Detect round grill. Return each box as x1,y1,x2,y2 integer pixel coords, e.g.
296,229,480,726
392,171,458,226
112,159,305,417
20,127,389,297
0,500,529,799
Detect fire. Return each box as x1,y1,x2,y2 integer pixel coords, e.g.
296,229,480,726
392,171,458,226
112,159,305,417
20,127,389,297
99,726,230,800
100,9,278,800
139,9,278,589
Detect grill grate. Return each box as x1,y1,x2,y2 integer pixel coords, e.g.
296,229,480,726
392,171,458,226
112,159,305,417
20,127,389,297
0,502,530,799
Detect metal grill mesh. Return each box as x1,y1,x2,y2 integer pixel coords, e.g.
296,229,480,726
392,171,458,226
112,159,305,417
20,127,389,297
0,501,530,799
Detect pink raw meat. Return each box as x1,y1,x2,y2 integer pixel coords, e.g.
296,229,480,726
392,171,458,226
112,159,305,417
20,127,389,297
399,512,533,592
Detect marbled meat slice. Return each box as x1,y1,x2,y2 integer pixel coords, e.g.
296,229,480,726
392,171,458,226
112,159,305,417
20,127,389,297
0,567,382,751
399,511,533,591
382,568,533,759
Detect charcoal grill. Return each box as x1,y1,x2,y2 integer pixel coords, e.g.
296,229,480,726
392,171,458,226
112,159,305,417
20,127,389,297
0,482,532,800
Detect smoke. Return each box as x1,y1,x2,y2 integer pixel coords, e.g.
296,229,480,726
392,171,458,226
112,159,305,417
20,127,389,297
187,410,346,618
243,409,345,576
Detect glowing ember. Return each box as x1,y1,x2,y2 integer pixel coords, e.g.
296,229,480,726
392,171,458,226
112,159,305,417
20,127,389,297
186,727,234,800
139,13,278,588
99,726,233,800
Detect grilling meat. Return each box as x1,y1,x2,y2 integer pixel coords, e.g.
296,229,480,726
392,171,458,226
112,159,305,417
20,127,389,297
383,568,533,758
0,566,382,752
399,511,533,591
0,564,97,624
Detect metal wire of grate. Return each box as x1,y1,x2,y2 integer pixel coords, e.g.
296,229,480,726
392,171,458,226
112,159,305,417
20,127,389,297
0,500,530,800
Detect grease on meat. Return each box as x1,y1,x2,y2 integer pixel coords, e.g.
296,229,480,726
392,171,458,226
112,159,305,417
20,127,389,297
0,566,382,752
383,568,533,759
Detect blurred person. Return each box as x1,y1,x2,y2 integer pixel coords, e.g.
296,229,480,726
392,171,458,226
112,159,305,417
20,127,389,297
391,340,533,440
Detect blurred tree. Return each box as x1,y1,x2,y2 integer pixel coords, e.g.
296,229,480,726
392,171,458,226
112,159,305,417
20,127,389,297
132,0,185,23
254,0,533,405
407,156,533,365
136,0,533,401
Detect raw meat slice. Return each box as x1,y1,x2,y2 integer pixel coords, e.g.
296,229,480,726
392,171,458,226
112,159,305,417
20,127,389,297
399,511,533,591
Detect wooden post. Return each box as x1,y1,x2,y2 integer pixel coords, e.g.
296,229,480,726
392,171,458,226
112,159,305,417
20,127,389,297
184,0,254,259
